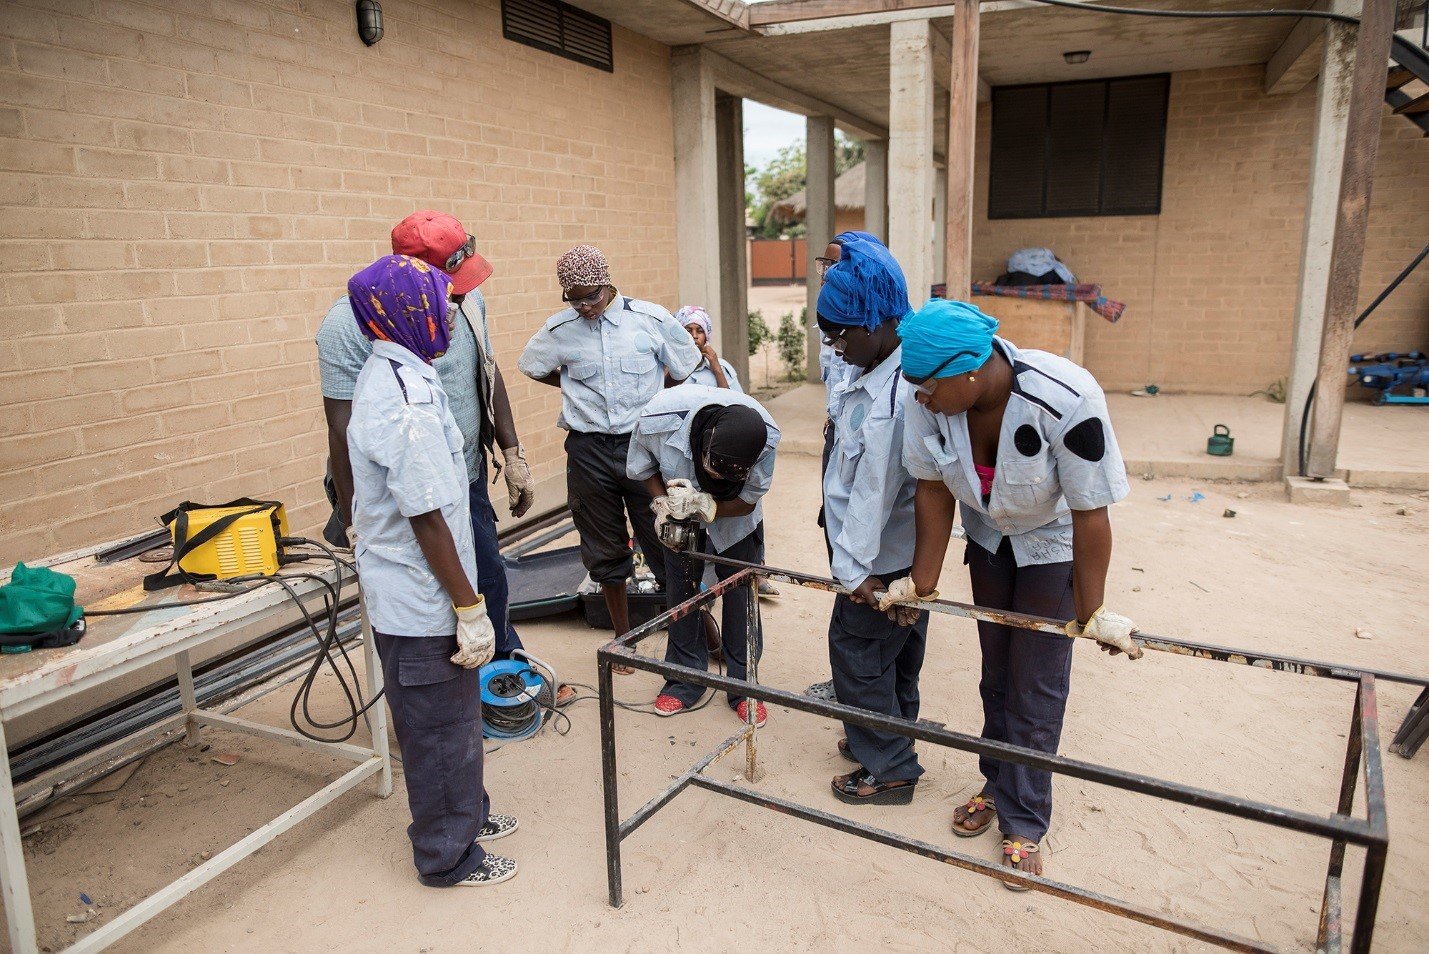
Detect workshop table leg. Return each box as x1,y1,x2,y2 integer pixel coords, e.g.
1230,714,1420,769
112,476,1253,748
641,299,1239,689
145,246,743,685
175,651,201,747
358,593,392,798
0,719,39,954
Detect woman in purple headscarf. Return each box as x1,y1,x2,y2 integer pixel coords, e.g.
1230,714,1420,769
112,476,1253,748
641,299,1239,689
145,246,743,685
346,254,521,889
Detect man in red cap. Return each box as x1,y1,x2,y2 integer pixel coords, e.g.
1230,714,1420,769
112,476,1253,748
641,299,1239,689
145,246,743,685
318,211,571,700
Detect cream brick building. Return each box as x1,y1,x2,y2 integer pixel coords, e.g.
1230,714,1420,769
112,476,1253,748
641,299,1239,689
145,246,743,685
1,0,1426,565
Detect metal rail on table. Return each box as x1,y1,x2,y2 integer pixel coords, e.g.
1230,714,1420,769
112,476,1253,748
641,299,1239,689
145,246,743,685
597,556,1420,953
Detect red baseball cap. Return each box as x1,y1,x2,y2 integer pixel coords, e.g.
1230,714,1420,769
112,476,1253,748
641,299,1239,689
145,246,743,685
390,210,493,295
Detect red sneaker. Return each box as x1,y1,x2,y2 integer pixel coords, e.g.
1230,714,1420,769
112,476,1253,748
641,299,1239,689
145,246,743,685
735,700,767,728
654,694,686,717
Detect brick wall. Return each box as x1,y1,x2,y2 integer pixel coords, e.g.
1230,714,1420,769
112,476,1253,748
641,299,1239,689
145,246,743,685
0,0,678,565
972,65,1429,395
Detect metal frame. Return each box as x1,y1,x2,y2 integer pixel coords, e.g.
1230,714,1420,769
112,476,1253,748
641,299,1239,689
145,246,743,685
0,571,392,954
598,555,1427,953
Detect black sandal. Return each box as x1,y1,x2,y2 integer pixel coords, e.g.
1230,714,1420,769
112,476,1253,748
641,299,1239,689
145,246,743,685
836,738,858,763
831,768,916,805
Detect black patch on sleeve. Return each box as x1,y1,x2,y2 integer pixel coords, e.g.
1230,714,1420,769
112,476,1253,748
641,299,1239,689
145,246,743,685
1063,417,1107,462
1014,424,1042,457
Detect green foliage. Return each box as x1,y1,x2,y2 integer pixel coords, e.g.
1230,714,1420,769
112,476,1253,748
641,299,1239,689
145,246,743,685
747,309,772,357
776,310,806,381
746,133,869,239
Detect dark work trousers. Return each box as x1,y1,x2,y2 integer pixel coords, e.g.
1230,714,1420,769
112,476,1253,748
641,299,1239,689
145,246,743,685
468,464,523,659
828,567,929,784
660,523,764,709
964,538,1075,843
374,631,489,887
565,431,668,589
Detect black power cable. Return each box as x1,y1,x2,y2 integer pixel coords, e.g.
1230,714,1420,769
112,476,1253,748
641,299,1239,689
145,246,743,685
1020,0,1359,27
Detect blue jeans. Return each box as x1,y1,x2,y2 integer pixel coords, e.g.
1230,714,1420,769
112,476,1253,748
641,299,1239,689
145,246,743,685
469,469,523,659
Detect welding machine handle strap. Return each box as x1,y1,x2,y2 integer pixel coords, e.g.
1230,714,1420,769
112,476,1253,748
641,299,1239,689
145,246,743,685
142,501,279,592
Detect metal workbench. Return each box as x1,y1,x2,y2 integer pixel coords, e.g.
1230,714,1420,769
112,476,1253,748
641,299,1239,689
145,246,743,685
0,536,392,952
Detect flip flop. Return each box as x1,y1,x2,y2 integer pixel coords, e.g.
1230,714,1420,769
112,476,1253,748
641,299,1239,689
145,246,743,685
1000,838,1040,891
952,794,997,838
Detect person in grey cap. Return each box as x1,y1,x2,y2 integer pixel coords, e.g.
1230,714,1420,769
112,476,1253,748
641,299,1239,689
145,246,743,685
518,245,700,656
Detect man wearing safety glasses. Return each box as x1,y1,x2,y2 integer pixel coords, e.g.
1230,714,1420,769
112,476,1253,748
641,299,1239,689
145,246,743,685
518,245,700,654
317,211,559,694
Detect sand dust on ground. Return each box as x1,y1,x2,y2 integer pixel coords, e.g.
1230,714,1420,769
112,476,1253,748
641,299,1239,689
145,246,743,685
15,457,1429,953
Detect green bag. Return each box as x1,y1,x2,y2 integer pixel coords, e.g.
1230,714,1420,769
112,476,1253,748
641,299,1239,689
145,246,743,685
0,563,85,648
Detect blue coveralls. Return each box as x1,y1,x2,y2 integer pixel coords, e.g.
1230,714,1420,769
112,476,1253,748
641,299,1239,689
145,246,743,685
902,337,1129,841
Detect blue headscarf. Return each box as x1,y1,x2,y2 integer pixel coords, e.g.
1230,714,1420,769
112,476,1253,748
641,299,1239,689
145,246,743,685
816,231,911,330
898,298,1000,380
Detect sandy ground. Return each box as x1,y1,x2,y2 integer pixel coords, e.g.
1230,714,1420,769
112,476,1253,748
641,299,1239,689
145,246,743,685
13,455,1429,953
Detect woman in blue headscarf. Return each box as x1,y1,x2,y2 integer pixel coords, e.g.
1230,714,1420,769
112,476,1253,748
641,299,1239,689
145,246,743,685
878,297,1139,888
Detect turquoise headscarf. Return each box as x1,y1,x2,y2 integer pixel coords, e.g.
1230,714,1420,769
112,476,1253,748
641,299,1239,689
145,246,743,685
898,298,1000,380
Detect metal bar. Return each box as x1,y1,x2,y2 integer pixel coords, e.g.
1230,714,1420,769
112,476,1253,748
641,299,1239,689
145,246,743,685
599,641,1378,845
598,653,623,908
175,651,201,746
688,775,1274,953
1317,683,1364,952
610,567,753,651
1350,676,1389,954
188,711,375,764
13,715,186,809
690,554,1429,687
619,729,749,840
63,757,382,953
744,575,759,781
0,718,39,954
357,592,392,798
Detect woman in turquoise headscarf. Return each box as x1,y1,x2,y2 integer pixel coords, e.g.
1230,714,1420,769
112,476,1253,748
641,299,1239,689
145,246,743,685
878,297,1139,888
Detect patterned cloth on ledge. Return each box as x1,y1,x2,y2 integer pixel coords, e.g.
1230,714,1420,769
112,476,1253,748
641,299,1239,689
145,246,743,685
930,282,1126,324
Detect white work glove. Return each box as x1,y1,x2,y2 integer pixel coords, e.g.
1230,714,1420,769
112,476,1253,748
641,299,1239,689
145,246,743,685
651,495,672,535
1066,606,1143,660
501,445,535,518
665,478,717,523
876,576,939,627
451,596,496,669
344,526,357,552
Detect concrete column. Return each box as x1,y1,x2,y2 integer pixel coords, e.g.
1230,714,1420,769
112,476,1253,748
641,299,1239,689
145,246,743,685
716,92,749,382
888,19,935,305
1279,1,1356,477
1304,0,1394,482
672,49,720,322
864,139,889,241
932,165,947,287
805,114,836,383
943,0,980,302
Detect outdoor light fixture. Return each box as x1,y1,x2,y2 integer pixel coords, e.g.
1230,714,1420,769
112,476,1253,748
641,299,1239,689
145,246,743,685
356,0,383,46
1063,50,1091,64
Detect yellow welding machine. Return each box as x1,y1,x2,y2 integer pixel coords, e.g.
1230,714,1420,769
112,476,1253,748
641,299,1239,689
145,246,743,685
143,499,288,591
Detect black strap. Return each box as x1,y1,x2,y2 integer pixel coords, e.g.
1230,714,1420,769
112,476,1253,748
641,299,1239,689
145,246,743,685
143,499,281,591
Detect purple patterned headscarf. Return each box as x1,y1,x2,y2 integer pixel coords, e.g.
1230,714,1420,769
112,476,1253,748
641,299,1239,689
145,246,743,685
349,255,452,363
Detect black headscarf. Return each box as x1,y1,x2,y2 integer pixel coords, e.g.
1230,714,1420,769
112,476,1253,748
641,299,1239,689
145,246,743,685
690,404,767,502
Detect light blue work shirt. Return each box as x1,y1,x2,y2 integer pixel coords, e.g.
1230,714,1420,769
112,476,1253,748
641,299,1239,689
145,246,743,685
517,295,701,434
347,341,478,638
317,291,492,478
820,341,854,418
823,347,918,590
684,356,743,393
902,337,1129,566
626,384,780,554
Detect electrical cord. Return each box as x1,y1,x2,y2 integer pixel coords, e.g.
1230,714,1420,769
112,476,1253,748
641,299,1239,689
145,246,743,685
1020,0,1359,26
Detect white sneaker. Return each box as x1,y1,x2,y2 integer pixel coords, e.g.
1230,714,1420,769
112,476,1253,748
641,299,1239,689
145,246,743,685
453,855,518,886
475,813,519,843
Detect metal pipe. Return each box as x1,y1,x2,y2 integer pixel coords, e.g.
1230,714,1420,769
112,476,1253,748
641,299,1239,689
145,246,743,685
598,652,623,908
618,729,748,840
688,775,1274,953
743,574,759,782
1351,676,1388,953
689,554,1429,687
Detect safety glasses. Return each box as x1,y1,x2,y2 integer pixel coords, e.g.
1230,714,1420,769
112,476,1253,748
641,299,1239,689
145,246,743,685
444,234,477,272
902,349,981,396
820,327,848,351
814,256,837,280
702,446,751,482
562,288,608,309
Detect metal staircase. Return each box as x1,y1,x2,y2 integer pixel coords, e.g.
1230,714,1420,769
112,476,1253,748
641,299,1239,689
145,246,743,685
1388,9,1429,134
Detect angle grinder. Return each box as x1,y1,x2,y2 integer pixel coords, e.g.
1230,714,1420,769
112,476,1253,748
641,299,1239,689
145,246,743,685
659,516,701,553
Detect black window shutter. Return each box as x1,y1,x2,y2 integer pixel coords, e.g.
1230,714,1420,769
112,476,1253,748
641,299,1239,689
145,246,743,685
1102,75,1170,215
502,0,614,73
989,74,1168,219
988,86,1049,220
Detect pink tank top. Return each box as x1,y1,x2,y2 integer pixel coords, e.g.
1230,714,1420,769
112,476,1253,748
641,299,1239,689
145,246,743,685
974,463,996,499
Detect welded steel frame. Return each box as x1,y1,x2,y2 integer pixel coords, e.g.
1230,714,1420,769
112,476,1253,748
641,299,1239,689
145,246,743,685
597,556,1426,954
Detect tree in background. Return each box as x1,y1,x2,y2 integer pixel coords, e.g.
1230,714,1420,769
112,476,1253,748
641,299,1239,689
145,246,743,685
748,135,867,239
747,310,772,356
